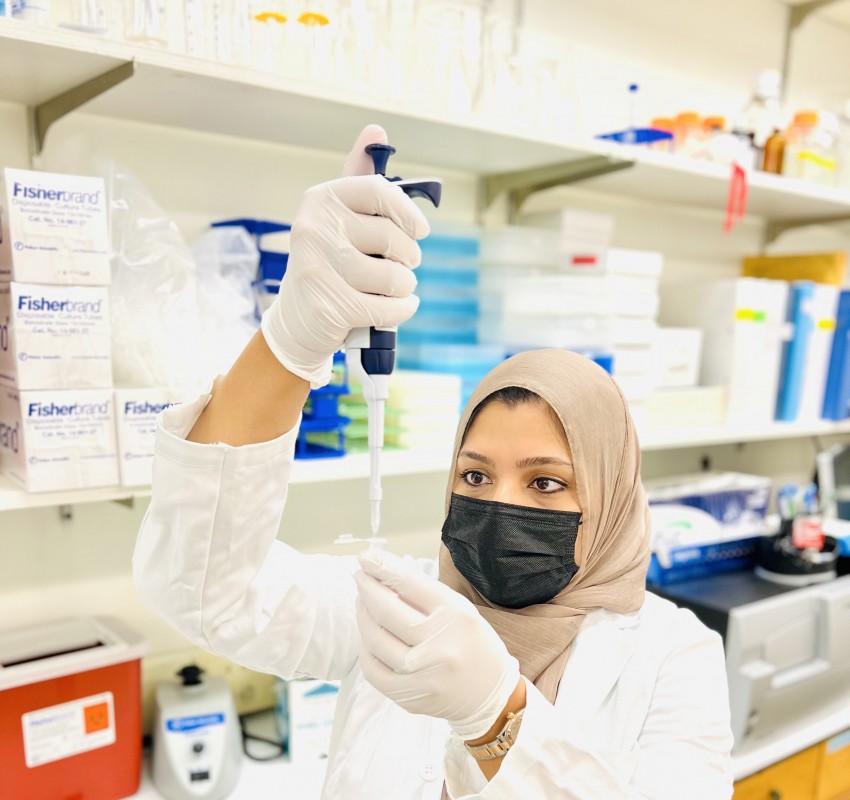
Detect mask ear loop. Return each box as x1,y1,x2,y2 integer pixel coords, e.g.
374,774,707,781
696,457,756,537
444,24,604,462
334,534,387,552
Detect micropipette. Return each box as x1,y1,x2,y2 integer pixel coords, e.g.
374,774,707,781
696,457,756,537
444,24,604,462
344,143,442,540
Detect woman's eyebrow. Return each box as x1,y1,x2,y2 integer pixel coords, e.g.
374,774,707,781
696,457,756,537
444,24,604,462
516,456,574,469
458,450,496,466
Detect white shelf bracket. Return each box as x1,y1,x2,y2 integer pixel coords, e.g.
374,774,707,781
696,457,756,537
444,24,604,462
781,0,846,100
763,213,850,248
478,154,634,224
112,496,137,509
28,60,135,159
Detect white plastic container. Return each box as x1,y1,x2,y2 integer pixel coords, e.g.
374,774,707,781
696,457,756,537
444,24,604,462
1,168,111,286
480,226,563,269
0,386,119,492
655,327,703,388
644,386,728,432
662,278,789,424
479,311,657,351
0,283,113,391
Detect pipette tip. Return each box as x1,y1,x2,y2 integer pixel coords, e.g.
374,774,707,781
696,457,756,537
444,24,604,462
370,499,381,538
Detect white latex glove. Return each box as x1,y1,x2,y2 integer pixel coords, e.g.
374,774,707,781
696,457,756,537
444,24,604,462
261,125,430,388
354,549,521,741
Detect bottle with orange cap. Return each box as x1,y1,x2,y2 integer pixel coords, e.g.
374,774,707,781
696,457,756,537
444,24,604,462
673,112,702,157
783,111,838,185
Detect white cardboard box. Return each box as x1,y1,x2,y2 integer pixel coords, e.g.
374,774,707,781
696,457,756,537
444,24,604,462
655,327,703,388
662,278,789,424
114,389,186,487
0,283,113,390
1,168,111,285
0,386,118,492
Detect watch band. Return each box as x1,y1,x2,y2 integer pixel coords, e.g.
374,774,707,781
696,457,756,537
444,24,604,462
463,709,525,761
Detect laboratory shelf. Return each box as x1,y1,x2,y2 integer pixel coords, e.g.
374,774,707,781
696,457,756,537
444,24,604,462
560,142,850,222
5,19,850,221
0,446,453,512
640,417,850,451
0,476,144,512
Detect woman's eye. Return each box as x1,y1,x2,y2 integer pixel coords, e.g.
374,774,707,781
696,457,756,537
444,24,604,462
462,470,490,487
532,478,565,493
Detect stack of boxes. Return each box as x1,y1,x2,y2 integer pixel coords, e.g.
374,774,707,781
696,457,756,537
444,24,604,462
0,168,120,493
329,370,461,454
397,226,504,410
477,224,665,426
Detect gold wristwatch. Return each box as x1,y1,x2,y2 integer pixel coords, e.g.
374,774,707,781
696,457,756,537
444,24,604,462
463,709,525,761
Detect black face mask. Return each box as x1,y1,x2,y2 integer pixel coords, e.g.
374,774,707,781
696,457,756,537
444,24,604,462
441,493,581,609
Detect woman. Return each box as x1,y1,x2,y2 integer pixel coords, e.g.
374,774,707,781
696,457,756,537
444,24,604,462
134,127,734,799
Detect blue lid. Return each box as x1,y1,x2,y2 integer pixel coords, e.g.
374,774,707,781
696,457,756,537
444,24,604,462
596,128,673,145
212,218,291,236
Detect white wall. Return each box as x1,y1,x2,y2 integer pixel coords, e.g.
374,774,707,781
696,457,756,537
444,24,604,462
3,0,850,683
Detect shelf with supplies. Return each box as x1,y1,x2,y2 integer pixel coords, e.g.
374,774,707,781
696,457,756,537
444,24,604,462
0,446,455,513
4,418,850,512
640,417,850,451
5,20,850,224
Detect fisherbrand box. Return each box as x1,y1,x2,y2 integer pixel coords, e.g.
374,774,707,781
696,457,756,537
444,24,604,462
0,387,118,492
1,168,111,286
0,283,113,390
114,389,187,487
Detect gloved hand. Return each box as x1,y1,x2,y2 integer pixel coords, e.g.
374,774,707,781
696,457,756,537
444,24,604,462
261,125,430,388
354,549,521,741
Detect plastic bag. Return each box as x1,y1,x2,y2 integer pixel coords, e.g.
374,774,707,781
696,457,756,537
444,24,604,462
103,159,258,392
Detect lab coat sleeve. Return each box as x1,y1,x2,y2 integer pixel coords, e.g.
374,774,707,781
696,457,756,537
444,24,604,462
132,388,361,681
444,613,733,800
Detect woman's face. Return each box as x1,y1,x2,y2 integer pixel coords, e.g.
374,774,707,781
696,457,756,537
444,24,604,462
452,399,583,563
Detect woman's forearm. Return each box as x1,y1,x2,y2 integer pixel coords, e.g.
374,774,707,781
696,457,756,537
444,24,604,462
188,330,311,446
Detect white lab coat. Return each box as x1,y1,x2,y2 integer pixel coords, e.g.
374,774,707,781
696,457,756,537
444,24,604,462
133,392,735,800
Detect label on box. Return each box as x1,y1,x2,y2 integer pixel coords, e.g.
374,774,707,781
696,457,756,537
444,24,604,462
22,692,115,767
0,386,118,492
0,283,112,390
114,389,185,486
2,168,110,285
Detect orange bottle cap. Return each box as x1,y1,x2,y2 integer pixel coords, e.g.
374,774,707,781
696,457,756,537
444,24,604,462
793,110,819,127
703,116,725,131
675,112,701,126
650,117,674,131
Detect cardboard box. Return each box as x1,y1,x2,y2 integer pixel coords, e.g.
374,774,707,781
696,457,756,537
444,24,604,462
0,386,118,492
0,283,112,390
742,251,846,286
1,168,111,286
114,389,186,487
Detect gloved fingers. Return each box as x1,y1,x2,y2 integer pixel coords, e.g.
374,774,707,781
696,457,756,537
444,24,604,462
359,549,455,616
354,569,430,646
342,124,388,177
346,213,422,269
359,646,413,698
330,176,430,241
356,292,420,329
356,596,412,673
338,249,417,298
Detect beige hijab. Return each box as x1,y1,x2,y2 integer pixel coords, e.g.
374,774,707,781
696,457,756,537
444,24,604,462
439,349,651,704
